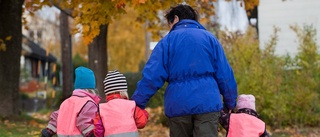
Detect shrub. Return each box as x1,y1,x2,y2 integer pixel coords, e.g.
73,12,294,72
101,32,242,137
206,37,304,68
218,25,320,128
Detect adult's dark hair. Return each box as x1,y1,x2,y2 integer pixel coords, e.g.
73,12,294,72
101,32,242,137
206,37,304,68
165,4,199,24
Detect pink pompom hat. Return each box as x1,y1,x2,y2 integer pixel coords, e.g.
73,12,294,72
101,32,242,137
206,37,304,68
236,94,256,111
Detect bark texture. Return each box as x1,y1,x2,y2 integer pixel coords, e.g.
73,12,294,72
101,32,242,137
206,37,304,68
89,24,108,101
0,0,23,116
60,11,73,100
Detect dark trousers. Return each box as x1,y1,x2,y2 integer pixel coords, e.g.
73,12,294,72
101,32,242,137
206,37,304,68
168,112,220,137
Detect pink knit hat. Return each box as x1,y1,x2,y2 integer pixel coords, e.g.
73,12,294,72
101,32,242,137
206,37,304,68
236,94,256,111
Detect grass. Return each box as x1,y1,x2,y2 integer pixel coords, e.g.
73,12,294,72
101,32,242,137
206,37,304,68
271,127,320,137
0,113,47,137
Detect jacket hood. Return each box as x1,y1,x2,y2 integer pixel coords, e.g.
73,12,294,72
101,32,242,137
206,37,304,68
72,89,101,104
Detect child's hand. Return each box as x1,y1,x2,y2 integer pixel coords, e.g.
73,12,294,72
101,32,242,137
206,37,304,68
41,128,55,137
142,109,149,120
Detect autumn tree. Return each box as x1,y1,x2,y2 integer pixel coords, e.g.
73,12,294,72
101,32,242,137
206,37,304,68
24,0,140,98
0,0,24,116
49,0,147,98
59,11,74,99
108,7,145,72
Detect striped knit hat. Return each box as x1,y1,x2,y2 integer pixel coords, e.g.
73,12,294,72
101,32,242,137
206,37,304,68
103,70,127,95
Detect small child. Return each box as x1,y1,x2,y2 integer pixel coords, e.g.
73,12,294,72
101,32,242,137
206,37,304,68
99,70,149,137
219,94,270,137
41,66,104,137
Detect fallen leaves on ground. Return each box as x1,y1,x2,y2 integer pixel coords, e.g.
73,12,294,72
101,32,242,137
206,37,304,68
139,107,170,137
1,107,319,137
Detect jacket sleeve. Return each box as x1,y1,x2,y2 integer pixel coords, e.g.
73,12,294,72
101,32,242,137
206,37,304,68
219,107,231,131
131,39,169,109
93,111,105,137
46,110,59,133
211,36,238,110
76,101,104,137
134,106,149,129
260,128,270,137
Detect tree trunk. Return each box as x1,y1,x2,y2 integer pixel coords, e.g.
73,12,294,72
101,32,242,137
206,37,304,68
0,0,23,116
60,11,73,100
88,24,108,101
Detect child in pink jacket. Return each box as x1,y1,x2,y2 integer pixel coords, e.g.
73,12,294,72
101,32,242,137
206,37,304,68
99,70,148,137
41,66,104,137
219,94,270,137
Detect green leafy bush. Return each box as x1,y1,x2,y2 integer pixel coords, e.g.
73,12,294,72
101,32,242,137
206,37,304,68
219,25,320,128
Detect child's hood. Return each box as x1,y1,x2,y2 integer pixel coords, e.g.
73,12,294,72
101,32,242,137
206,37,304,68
73,89,101,104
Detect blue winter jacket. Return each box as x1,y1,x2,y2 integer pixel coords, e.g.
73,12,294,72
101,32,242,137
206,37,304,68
132,19,238,118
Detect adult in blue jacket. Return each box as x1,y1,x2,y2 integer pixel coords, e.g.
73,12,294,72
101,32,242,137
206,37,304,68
131,4,238,137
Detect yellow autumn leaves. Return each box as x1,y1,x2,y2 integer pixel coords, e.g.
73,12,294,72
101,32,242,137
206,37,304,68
0,36,12,51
